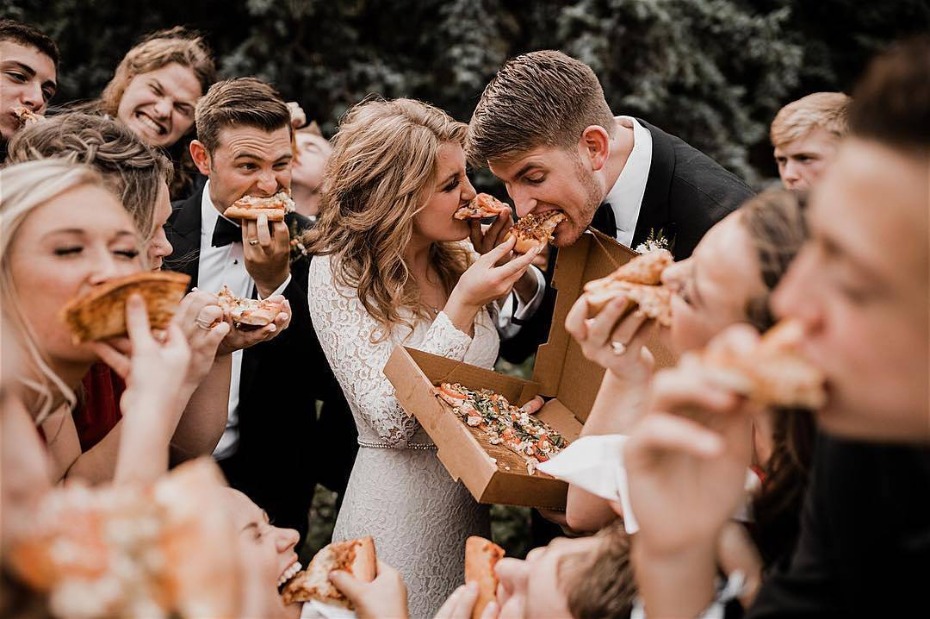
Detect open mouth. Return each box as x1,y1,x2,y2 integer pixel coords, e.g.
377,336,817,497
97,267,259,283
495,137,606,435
277,560,302,592
136,112,167,136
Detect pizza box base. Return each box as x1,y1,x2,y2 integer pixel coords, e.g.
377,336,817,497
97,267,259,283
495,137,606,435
385,346,582,509
383,231,676,509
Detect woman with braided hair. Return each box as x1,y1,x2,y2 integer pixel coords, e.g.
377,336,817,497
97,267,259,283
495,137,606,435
7,112,286,483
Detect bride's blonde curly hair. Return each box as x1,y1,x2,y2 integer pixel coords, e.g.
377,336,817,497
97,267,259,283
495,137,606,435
306,97,473,337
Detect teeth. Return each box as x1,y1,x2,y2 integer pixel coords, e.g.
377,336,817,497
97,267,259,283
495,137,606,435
277,561,302,587
137,113,165,135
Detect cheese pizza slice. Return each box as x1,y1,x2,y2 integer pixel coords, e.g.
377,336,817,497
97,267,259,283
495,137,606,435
454,193,509,220
222,191,296,222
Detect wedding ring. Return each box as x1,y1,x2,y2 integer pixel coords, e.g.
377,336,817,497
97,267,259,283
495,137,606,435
610,341,627,356
248,239,259,246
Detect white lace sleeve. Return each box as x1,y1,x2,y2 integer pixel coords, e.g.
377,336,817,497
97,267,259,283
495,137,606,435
308,257,473,447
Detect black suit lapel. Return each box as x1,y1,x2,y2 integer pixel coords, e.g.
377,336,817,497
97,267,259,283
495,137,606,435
633,119,675,251
165,187,205,289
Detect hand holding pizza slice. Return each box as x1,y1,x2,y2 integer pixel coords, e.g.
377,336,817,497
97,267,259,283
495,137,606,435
215,285,288,330
280,536,378,608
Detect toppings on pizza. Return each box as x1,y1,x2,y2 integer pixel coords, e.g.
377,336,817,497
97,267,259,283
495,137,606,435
702,320,826,409
435,383,569,475
454,193,509,220
222,191,296,222
216,285,286,329
504,211,567,254
280,536,377,608
60,271,191,343
465,536,505,619
13,106,43,127
583,248,673,326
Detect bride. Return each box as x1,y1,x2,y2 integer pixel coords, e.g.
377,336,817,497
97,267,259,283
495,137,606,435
306,97,536,618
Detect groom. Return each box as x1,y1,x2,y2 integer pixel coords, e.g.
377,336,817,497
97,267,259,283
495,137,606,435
165,77,350,541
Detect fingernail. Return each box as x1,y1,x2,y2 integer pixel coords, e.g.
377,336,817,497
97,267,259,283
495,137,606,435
269,325,277,332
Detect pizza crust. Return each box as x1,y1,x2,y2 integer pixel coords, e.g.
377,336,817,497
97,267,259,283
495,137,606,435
60,271,191,343
465,536,504,619
221,206,286,222
582,248,673,326
222,191,295,222
703,320,827,409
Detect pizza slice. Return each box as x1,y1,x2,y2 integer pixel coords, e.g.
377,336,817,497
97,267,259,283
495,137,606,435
702,320,827,409
13,106,43,127
280,536,377,608
215,286,286,329
504,211,567,254
608,248,673,285
60,271,190,343
464,536,505,619
582,248,673,326
222,191,296,222
435,383,570,474
454,193,509,220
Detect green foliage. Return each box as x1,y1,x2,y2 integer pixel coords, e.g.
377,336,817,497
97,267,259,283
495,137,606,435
5,0,926,184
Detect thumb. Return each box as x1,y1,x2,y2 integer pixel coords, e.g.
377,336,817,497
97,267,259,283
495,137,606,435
329,570,365,603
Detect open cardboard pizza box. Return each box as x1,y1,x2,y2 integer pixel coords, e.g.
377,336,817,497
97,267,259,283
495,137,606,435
384,230,676,509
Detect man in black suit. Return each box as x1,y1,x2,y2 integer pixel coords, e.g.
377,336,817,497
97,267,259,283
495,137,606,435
466,50,753,543
467,49,754,364
164,77,337,542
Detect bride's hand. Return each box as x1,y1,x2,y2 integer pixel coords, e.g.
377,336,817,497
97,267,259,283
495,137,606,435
444,237,539,334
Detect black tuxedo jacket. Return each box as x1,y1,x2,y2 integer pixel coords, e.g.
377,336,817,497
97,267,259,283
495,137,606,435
499,119,754,363
165,187,356,540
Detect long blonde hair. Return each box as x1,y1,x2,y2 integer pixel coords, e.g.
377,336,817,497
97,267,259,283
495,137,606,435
307,98,472,336
0,160,109,424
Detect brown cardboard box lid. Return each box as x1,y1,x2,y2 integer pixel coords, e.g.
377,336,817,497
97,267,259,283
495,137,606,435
533,230,676,423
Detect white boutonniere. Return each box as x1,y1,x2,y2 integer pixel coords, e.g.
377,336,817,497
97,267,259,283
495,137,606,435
635,229,670,254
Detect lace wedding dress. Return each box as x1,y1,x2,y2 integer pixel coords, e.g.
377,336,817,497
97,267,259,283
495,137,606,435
307,254,498,618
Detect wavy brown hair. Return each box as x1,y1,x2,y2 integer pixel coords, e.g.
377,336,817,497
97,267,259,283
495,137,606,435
7,112,171,250
93,26,215,199
306,98,473,338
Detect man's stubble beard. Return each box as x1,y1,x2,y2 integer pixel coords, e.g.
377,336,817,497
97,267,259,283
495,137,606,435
556,155,605,247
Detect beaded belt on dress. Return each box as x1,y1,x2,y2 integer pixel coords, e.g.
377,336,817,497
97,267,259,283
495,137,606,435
357,440,438,451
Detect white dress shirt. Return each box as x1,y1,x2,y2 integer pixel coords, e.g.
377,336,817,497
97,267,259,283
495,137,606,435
197,181,290,460
603,116,653,247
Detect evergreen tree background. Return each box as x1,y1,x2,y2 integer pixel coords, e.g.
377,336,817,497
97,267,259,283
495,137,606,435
5,0,928,184
5,0,926,558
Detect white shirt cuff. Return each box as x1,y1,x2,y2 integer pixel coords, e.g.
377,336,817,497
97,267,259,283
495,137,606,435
497,266,545,339
260,274,292,300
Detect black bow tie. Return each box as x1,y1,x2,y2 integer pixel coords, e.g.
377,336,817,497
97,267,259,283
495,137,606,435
590,202,617,237
211,216,242,247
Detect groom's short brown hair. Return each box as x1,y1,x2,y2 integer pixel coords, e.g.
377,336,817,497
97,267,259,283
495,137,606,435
467,50,615,168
